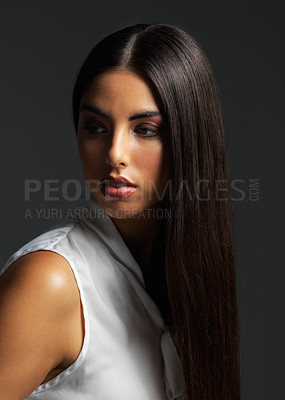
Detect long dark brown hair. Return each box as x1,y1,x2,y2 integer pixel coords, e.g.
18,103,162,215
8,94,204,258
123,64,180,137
72,23,240,400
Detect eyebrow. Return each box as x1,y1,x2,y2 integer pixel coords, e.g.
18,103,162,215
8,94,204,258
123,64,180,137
80,104,165,121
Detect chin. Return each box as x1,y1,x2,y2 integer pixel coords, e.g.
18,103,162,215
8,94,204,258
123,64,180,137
95,195,165,220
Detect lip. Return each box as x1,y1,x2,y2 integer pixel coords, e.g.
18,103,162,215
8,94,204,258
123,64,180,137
101,175,137,199
101,175,136,187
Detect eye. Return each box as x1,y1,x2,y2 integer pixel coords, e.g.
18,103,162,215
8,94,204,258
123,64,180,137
135,124,161,138
81,122,107,136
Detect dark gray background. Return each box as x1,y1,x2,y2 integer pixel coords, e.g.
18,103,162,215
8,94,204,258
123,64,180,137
0,1,283,399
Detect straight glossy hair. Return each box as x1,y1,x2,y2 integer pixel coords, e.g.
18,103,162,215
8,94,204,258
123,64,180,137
72,23,240,400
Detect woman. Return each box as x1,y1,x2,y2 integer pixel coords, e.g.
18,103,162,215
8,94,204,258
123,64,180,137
0,23,240,400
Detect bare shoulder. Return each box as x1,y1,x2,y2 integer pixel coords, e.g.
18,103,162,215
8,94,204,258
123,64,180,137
0,250,80,308
0,250,83,400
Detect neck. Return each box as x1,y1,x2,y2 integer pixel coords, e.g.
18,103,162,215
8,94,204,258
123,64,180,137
112,209,172,326
111,211,162,274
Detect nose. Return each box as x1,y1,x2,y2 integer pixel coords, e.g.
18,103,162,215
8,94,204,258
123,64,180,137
105,127,130,168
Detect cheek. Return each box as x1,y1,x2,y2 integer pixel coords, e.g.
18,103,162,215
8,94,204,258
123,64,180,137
78,148,105,188
78,140,103,171
135,143,169,185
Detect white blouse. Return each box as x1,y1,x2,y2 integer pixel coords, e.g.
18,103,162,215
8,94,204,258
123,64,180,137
1,197,185,400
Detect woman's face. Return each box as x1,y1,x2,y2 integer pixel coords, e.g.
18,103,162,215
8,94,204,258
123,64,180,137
77,69,170,219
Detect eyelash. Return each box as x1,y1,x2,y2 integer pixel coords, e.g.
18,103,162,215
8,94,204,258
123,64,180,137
82,123,106,136
135,125,161,137
81,123,161,138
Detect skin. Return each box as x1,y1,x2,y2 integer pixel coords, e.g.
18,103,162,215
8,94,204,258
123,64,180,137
0,251,84,400
0,70,169,399
77,69,170,270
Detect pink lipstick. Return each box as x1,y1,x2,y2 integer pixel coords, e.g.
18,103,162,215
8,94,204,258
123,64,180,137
101,176,137,198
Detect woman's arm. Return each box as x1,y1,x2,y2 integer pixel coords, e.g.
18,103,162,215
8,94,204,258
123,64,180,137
0,251,84,400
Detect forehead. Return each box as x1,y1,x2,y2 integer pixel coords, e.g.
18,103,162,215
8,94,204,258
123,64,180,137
80,69,162,112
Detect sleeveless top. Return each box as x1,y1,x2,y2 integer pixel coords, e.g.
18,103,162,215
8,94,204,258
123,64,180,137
1,197,185,400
